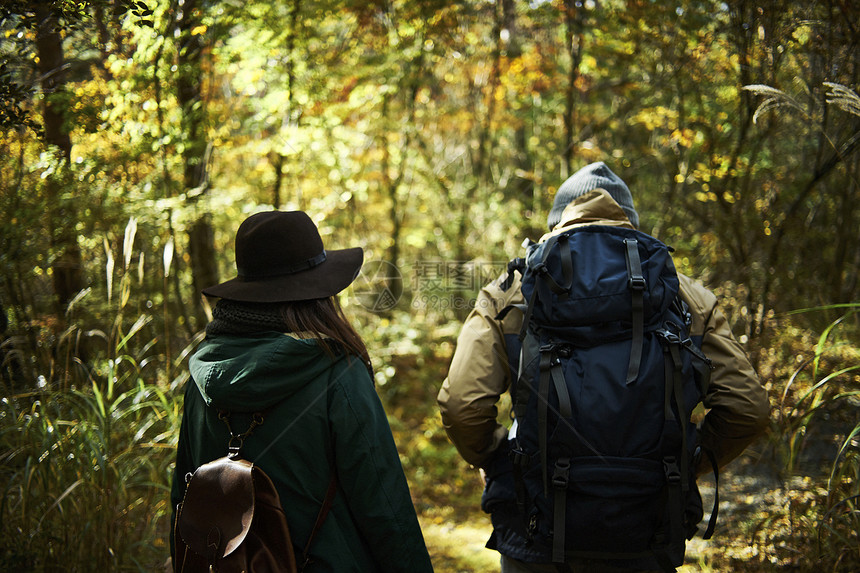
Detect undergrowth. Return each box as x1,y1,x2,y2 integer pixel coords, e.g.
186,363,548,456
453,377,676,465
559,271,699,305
1,252,857,571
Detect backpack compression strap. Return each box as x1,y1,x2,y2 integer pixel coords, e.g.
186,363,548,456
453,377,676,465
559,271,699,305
623,238,646,385
536,344,574,564
661,338,688,558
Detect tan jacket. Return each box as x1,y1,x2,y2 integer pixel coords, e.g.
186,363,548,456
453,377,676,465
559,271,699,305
437,190,769,475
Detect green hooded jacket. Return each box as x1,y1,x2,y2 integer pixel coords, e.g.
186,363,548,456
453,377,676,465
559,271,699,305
170,332,434,572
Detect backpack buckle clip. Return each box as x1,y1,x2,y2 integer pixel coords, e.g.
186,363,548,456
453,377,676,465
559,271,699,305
509,447,531,468
227,436,243,459
552,458,570,489
628,275,646,291
663,457,681,484
657,328,682,345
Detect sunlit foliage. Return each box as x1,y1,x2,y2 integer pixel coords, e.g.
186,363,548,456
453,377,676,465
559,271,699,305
1,0,858,570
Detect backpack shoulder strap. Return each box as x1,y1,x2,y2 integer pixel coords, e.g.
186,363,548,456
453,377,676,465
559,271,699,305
499,257,526,291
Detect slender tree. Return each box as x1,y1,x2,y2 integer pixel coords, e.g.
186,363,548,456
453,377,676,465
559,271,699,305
33,1,84,313
175,0,217,323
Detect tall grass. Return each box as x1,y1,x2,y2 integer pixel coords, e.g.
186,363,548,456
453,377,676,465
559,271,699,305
760,305,860,570
0,376,181,570
0,218,191,570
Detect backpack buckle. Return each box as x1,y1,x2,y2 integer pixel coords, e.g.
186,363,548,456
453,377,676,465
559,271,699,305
509,447,531,468
539,343,556,353
657,328,682,345
663,457,681,484
628,275,646,291
552,458,570,489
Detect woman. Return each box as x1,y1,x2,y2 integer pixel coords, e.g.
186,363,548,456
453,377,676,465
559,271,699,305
170,210,434,572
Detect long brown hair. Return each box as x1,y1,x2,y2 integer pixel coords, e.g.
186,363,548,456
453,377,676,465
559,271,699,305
278,296,371,371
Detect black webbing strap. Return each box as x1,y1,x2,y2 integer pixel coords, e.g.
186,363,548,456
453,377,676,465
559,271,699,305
663,350,676,423
495,303,527,322
499,258,525,291
662,455,683,564
509,447,531,536
668,343,689,493
513,339,532,421
702,447,720,539
548,350,573,564
538,349,553,497
682,338,714,396
518,285,540,342
659,338,685,570
537,234,573,297
550,355,573,420
556,234,573,297
552,457,571,563
531,234,573,320
623,238,646,385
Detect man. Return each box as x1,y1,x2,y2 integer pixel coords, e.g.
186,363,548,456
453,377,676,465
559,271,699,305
437,162,769,572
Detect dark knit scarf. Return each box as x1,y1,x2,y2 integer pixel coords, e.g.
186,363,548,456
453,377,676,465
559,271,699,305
206,299,292,336
206,300,374,377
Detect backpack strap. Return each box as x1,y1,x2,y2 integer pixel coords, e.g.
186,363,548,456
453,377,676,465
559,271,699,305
700,447,719,540
623,238,646,385
538,344,574,564
499,258,526,291
537,348,552,497
667,343,689,492
656,332,688,568
219,409,265,459
681,337,714,396
299,474,339,571
495,304,526,322
535,234,573,313
551,456,571,563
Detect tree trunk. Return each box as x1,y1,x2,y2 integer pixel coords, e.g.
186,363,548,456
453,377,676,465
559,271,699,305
563,0,584,178
34,1,83,313
176,0,217,322
270,0,303,211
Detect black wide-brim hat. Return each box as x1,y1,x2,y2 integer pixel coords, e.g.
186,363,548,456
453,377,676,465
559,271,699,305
201,210,363,303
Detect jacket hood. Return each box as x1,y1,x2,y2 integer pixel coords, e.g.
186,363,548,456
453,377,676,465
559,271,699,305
541,188,636,242
189,332,337,411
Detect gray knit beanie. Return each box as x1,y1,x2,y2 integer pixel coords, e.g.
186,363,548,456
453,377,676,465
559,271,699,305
546,162,639,230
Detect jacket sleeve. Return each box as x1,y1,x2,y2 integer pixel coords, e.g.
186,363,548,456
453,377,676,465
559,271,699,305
437,275,523,468
678,274,770,474
328,357,434,573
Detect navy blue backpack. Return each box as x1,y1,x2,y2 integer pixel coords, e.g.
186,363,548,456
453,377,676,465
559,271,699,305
499,225,717,572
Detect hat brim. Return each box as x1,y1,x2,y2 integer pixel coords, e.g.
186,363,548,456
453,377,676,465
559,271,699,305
201,247,364,303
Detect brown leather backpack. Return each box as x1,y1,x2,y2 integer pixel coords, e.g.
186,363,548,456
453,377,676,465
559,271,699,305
174,411,336,572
